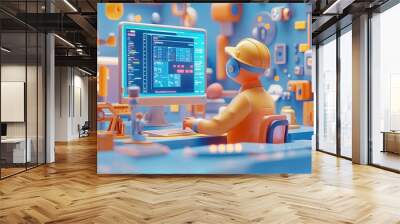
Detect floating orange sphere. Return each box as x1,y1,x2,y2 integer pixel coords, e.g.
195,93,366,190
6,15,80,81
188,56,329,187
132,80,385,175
106,34,116,47
134,14,142,23
105,3,124,21
206,82,224,99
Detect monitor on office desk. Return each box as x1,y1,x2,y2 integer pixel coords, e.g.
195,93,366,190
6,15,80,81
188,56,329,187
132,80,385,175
119,22,207,105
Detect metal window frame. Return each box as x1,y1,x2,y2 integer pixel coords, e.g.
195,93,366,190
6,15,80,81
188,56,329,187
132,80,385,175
315,20,353,162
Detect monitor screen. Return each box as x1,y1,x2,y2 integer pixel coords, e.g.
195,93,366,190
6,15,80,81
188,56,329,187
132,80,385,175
1,123,7,137
120,23,206,98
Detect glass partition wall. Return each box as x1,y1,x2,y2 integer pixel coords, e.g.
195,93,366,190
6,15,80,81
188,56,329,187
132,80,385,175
339,27,352,159
0,1,46,179
316,26,353,159
317,35,337,155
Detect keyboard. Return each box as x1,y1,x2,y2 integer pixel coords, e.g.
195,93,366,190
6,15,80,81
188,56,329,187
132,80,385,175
144,128,195,137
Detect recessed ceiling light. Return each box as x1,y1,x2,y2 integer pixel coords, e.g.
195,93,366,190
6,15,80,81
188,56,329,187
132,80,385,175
63,0,78,12
54,34,75,48
78,67,93,76
323,0,354,15
1,47,11,53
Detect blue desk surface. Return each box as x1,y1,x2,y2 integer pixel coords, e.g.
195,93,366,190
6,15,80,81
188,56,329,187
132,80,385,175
113,123,314,149
98,116,313,174
98,140,312,174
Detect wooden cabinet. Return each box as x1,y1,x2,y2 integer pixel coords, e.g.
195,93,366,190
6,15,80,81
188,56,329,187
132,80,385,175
382,131,400,154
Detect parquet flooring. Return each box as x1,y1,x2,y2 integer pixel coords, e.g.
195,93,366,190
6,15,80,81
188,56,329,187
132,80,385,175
1,136,400,223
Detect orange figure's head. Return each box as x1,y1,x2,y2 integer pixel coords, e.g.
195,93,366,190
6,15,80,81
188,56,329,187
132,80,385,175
225,38,270,85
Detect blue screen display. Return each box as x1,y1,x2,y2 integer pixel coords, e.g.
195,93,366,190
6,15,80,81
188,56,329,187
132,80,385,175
121,23,206,97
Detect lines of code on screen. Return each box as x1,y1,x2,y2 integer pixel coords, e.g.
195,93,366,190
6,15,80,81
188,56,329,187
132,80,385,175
126,28,204,96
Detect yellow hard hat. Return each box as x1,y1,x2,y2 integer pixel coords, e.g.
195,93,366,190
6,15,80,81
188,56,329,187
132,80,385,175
225,38,270,70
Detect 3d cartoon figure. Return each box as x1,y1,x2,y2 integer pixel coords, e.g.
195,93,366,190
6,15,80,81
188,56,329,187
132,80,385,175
132,112,146,142
183,38,275,143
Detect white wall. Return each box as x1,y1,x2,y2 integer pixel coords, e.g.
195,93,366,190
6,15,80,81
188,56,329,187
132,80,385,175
55,67,89,141
1,65,26,138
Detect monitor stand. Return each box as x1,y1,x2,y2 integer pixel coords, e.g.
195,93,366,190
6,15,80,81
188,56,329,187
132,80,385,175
145,106,168,126
144,105,188,127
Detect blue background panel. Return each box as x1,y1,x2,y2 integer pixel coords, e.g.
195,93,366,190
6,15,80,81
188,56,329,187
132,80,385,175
98,3,312,124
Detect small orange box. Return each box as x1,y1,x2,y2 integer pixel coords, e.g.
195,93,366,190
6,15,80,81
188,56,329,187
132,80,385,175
288,80,312,101
170,105,179,112
193,104,206,118
294,21,306,30
98,65,109,97
211,3,242,22
97,132,114,151
298,43,309,53
303,101,314,126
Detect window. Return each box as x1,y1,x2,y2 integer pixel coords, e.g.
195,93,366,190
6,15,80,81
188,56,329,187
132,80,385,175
370,3,400,171
317,36,337,154
339,28,352,158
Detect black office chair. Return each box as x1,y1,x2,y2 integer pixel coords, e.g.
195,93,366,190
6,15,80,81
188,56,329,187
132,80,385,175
78,121,90,138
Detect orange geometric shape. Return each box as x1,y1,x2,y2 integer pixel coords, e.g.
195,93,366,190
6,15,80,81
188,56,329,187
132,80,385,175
171,3,187,17
106,34,116,47
274,75,280,81
287,80,312,101
97,102,130,138
216,35,229,80
303,101,314,126
294,21,306,30
211,3,242,23
193,104,206,118
97,132,114,151
298,43,309,52
134,14,142,23
170,104,179,112
98,65,109,97
105,3,124,21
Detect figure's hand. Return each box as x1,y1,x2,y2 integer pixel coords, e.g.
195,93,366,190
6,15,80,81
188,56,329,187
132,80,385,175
182,117,196,130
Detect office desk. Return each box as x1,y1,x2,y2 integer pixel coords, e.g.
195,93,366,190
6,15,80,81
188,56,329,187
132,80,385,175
1,138,31,164
98,140,311,174
99,116,313,174
114,123,313,149
382,131,400,154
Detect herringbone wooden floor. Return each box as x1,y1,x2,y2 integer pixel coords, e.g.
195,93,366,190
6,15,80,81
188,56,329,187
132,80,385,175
1,136,400,224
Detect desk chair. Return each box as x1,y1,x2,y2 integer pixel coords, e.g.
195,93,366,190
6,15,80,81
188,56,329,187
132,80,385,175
79,121,90,138
259,115,288,144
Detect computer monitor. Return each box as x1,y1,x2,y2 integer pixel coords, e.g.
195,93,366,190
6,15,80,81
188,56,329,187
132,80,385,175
119,22,207,106
1,123,7,138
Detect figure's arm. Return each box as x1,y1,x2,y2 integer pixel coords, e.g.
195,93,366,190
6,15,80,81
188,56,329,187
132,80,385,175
193,94,251,135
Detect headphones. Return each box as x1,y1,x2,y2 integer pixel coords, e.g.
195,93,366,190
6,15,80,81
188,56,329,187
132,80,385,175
225,38,266,78
226,57,265,78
